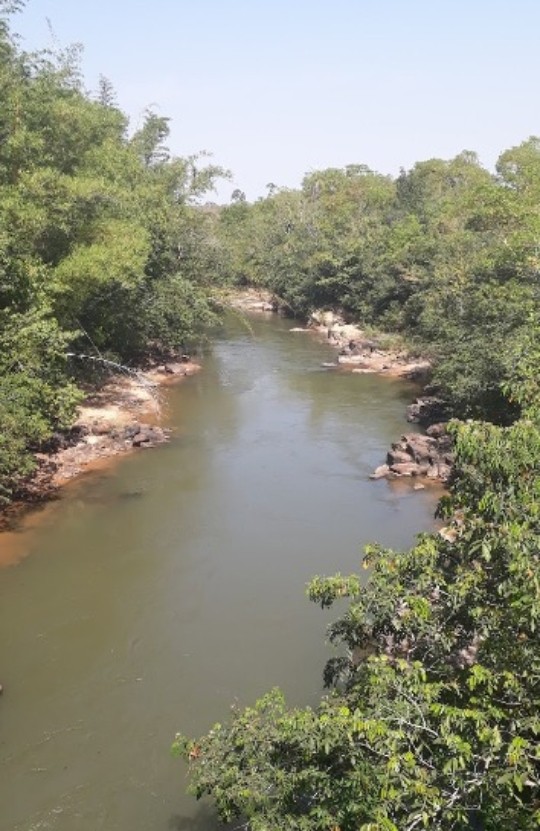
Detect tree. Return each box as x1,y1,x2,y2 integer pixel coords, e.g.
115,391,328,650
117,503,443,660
97,74,117,108
130,108,170,168
231,188,246,204
0,306,81,500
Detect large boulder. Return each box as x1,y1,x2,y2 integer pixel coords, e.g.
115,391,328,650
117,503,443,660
406,397,448,425
370,464,390,480
131,424,164,447
389,462,422,476
406,434,437,459
387,448,414,466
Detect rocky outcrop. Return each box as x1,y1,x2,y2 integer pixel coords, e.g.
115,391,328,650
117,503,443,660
124,423,166,448
406,396,448,425
307,311,431,379
226,289,278,313
304,310,453,483
371,424,453,483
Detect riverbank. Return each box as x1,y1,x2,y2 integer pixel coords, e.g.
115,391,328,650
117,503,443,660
1,360,200,525
1,288,274,520
224,287,277,314
304,310,431,381
304,314,452,484
1,289,442,521
226,291,431,380
226,291,450,485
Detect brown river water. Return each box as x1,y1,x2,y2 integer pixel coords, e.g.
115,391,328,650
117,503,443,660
0,314,439,830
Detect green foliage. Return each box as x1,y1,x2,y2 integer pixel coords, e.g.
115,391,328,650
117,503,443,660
141,273,218,352
0,306,81,499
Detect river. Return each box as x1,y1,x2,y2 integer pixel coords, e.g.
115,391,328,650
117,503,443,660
0,313,438,830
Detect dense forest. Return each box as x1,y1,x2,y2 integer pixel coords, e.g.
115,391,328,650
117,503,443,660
1,2,540,829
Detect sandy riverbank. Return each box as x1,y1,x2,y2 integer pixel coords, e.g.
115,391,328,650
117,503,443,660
1,360,200,526
54,361,200,484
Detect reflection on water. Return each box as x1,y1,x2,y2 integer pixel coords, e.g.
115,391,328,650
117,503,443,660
0,314,438,830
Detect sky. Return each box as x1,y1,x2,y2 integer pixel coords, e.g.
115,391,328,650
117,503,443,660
12,0,540,202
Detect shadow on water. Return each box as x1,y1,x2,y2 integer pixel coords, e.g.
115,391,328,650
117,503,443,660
168,803,235,830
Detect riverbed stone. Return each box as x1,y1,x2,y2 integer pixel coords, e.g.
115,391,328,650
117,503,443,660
122,423,141,439
370,464,390,480
131,425,164,447
387,448,414,466
405,434,438,462
406,396,448,425
426,422,448,439
436,463,452,482
389,462,421,476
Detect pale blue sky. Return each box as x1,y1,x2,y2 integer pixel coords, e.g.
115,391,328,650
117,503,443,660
13,0,540,201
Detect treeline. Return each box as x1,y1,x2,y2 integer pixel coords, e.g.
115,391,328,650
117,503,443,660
0,2,225,500
217,144,540,424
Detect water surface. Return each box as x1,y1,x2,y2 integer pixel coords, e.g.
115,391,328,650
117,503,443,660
0,314,438,830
